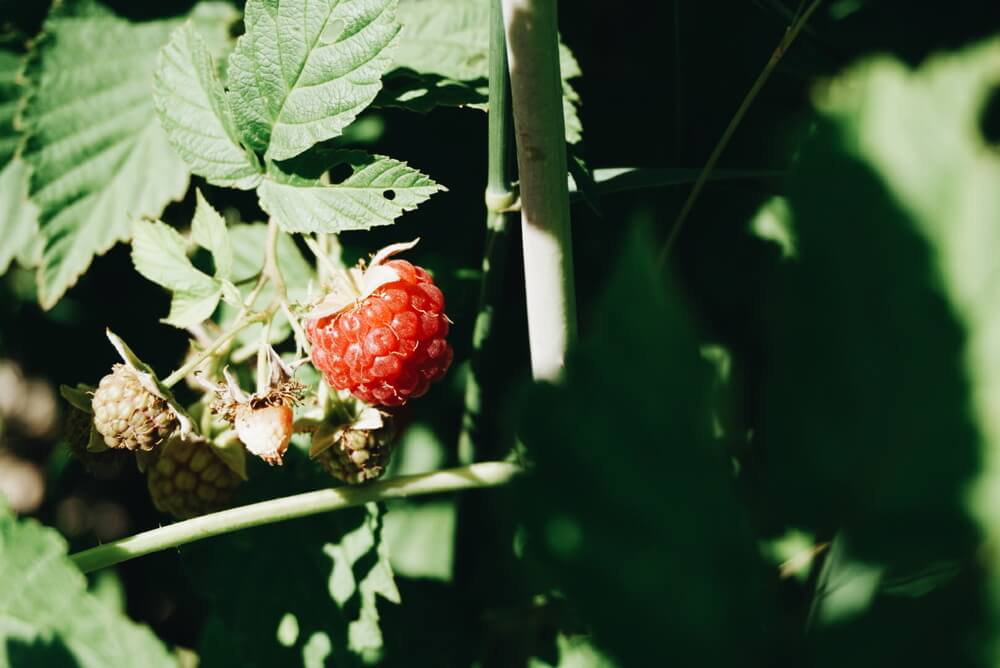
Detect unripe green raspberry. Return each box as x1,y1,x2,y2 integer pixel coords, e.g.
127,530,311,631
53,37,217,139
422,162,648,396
65,407,130,479
316,418,397,485
92,365,177,452
147,436,241,519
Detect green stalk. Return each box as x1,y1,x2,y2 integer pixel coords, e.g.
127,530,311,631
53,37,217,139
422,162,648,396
502,0,578,382
70,461,522,573
458,0,516,464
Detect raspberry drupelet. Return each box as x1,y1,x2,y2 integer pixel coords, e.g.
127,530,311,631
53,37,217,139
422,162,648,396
305,259,453,407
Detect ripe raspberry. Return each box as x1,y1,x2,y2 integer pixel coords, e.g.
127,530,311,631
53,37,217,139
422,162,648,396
316,417,397,485
305,259,453,406
234,403,293,465
92,365,177,451
65,407,130,480
147,436,241,519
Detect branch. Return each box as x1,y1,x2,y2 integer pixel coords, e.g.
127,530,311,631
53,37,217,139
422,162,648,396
503,0,578,382
70,461,523,573
459,0,517,464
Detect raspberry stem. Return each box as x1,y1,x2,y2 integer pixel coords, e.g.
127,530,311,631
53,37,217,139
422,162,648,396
459,0,517,464
69,461,522,573
503,0,578,381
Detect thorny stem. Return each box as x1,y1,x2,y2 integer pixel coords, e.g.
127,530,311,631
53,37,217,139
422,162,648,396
656,0,823,266
503,0,578,382
69,462,523,573
458,0,516,464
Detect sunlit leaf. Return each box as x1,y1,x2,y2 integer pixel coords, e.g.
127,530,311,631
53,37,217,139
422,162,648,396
259,150,443,234
0,504,174,668
20,3,233,308
228,0,402,161
155,22,262,189
131,218,221,328
191,189,234,279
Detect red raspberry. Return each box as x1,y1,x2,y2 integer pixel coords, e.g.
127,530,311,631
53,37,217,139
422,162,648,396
305,260,453,406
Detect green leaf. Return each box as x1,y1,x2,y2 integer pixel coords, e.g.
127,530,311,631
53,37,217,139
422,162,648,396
394,1,489,82
259,150,443,233
326,503,400,657
19,4,231,309
529,634,619,668
0,505,174,668
750,195,796,258
222,222,315,346
389,0,583,142
382,499,455,581
518,225,769,665
154,23,262,189
227,0,402,162
0,49,24,165
0,158,40,273
755,38,1000,662
131,219,221,328
229,222,314,300
191,188,233,279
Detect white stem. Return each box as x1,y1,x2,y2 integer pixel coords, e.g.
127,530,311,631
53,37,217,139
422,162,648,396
502,0,577,382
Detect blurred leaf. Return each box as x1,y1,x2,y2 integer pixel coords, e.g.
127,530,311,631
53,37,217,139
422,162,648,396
20,2,233,309
0,48,23,165
327,503,401,658
191,189,233,279
0,504,174,668
227,0,401,162
756,36,1000,665
0,158,39,273
222,222,315,346
87,570,126,612
259,150,443,234
517,226,768,665
155,22,262,189
383,499,455,581
750,195,796,258
528,633,618,668
131,218,221,328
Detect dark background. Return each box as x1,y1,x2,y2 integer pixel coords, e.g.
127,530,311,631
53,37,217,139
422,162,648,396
3,0,1000,665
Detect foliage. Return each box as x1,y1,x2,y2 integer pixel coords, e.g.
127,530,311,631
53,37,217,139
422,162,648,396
0,501,174,667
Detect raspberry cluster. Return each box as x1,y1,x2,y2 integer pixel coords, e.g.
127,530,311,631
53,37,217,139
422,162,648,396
306,260,453,406
316,417,397,485
65,406,130,479
147,436,241,519
91,365,177,451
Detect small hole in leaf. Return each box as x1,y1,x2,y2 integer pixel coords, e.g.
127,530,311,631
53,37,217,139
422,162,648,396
981,85,1000,147
328,162,353,183
321,19,345,43
383,189,396,201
